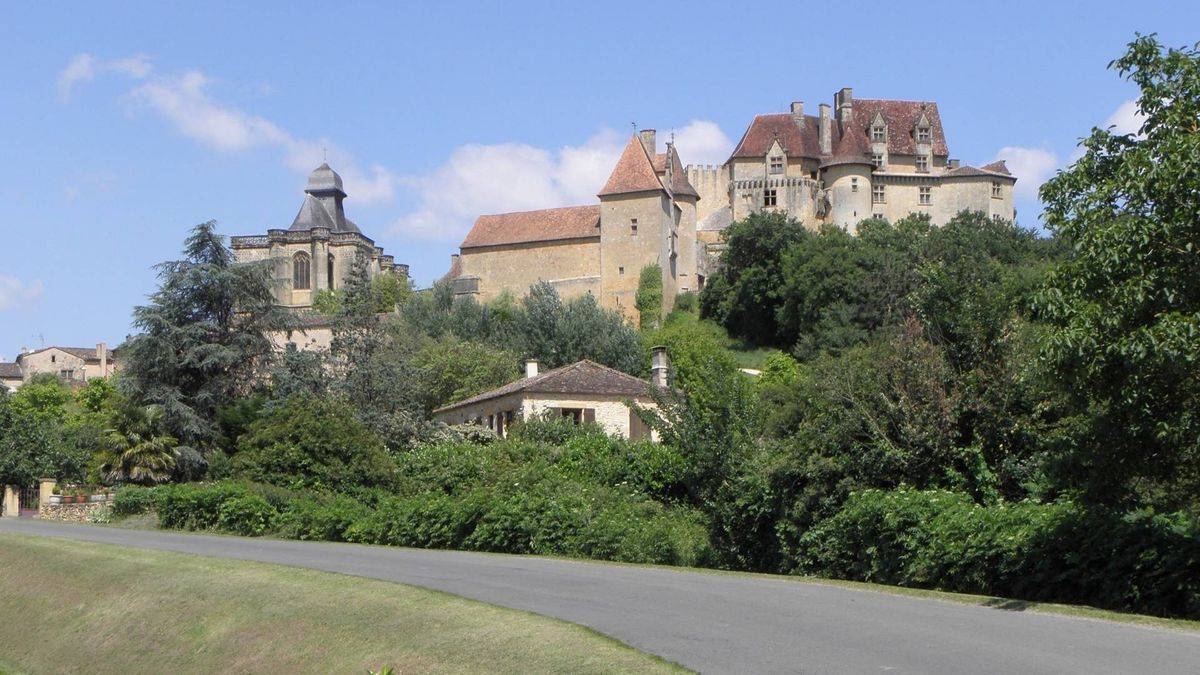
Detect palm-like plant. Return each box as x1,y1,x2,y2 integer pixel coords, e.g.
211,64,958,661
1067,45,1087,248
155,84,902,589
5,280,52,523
101,405,179,486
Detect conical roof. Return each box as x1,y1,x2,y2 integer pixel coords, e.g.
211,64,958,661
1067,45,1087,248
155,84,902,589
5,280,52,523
306,163,346,196
290,194,337,231
599,135,666,197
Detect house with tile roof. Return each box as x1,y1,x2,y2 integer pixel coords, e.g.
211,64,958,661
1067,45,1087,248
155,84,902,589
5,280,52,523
449,130,696,323
230,163,408,311
687,88,1017,244
0,343,119,391
432,348,671,440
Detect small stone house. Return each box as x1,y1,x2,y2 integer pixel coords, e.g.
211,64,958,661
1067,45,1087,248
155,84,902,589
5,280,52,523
0,343,119,391
433,350,671,440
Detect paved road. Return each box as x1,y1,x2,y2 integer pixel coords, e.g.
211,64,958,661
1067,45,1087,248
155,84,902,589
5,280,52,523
2,519,1197,674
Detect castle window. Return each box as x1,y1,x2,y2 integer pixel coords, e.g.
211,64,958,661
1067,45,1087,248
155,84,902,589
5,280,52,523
916,127,931,143
851,177,859,192
619,266,625,275
916,155,929,172
919,186,932,205
871,125,886,142
763,189,777,207
872,184,885,204
871,154,884,169
293,252,311,290
992,182,1002,198
327,254,335,290
873,213,884,220
631,218,638,236
769,156,784,174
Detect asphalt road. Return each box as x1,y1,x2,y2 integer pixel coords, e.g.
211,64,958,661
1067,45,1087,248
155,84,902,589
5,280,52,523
2,519,1197,674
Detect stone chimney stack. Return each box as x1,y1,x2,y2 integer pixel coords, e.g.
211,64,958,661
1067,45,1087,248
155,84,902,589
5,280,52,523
639,129,657,155
835,87,854,124
790,101,804,120
525,359,539,378
650,346,670,388
97,342,107,377
818,104,832,155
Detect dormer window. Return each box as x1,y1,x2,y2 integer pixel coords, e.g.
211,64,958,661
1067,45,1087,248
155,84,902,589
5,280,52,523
916,126,931,143
871,153,885,169
871,125,886,142
769,156,784,174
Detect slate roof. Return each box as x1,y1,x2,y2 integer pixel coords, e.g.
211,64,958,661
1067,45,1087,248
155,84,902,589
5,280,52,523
306,163,346,196
290,194,338,231
729,98,950,162
599,136,667,197
461,205,601,249
434,360,652,413
0,362,22,378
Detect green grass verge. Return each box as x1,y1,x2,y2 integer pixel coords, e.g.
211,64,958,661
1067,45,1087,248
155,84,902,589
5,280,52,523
0,533,685,674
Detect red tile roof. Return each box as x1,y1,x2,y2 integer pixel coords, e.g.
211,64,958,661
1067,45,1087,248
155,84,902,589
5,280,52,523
434,360,651,413
856,99,949,156
599,135,666,197
981,160,1011,175
461,205,601,249
730,113,823,159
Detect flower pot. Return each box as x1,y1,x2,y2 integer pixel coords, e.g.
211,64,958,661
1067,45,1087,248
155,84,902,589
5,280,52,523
49,495,63,506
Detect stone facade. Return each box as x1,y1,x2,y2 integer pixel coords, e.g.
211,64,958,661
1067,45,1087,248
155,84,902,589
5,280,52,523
1,344,119,391
231,163,408,311
447,88,1017,316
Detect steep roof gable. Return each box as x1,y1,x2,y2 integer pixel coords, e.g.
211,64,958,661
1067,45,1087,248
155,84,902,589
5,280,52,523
854,99,949,156
730,113,824,160
599,135,666,197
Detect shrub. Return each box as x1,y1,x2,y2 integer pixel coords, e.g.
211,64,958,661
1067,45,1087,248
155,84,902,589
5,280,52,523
276,496,370,541
153,481,249,530
217,494,278,536
792,488,1200,619
111,485,156,517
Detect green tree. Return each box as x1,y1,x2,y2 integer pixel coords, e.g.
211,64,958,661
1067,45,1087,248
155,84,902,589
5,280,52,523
0,389,88,486
635,264,663,329
1036,35,1200,507
120,221,290,446
99,405,180,486
413,338,520,412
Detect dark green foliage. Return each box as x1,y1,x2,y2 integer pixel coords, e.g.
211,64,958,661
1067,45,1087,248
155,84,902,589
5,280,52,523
275,495,370,541
1036,35,1200,507
153,481,251,530
673,291,698,314
0,387,89,487
120,222,290,446
233,396,395,492
635,264,663,329
111,485,155,517
217,494,278,536
793,488,1200,619
412,338,520,411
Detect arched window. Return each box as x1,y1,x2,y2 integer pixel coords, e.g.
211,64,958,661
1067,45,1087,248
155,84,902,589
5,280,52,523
327,253,335,290
293,252,311,290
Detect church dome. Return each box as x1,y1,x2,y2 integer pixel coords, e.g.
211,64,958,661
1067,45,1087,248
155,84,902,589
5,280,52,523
306,162,345,195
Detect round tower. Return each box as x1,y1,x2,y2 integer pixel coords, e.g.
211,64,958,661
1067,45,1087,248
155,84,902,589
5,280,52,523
822,160,874,232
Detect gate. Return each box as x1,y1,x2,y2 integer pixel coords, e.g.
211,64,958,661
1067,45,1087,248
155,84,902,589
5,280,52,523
18,485,39,517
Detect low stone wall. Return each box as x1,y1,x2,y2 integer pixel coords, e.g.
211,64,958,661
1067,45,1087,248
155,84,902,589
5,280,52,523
38,500,111,523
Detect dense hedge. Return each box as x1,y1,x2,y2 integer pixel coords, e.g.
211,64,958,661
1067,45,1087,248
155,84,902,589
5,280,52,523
792,489,1200,619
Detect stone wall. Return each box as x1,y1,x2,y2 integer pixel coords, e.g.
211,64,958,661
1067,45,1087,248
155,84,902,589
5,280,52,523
38,500,111,523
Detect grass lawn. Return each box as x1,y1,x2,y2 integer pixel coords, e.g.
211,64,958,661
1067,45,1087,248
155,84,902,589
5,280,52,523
0,533,684,675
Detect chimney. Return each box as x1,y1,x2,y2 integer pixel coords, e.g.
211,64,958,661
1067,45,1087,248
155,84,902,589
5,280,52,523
97,342,108,376
650,346,670,388
639,129,657,155
835,87,854,123
818,104,832,155
790,101,804,120
524,359,539,378
948,159,960,169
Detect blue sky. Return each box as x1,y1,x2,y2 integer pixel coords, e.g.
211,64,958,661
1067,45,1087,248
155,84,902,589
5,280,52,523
1,1,1196,357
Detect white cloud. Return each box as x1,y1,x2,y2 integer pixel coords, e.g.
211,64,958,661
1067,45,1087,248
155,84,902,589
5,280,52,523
57,53,151,101
994,146,1059,202
0,275,44,311
64,171,119,203
1104,99,1146,136
671,120,734,167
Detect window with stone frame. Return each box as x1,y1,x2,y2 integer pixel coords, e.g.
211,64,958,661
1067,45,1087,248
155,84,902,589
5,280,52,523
327,254,335,290
919,186,932,205
293,252,311,290
769,156,785,174
871,124,886,142
871,153,884,169
916,126,931,142
851,177,859,192
992,182,1002,198
916,154,929,172
872,184,885,204
763,188,777,207
631,218,638,236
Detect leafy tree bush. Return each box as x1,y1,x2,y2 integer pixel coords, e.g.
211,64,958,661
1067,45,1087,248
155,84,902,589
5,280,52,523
635,264,663,329
0,388,88,487
233,396,395,492
111,485,156,517
217,494,278,536
413,338,520,411
275,495,370,541
153,481,250,530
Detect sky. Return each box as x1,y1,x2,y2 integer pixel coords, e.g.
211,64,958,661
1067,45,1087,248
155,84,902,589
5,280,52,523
0,1,1197,358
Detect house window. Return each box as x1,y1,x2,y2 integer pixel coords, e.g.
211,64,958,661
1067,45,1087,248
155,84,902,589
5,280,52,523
631,218,638,235
873,213,884,220
618,266,625,275
916,155,929,172
871,125,886,142
851,177,859,192
293,252,311,290
916,127,931,143
769,156,784,174
51,355,56,363
553,407,595,425
871,153,884,169
763,189,777,207
919,186,932,205
992,182,1002,198
872,184,885,204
